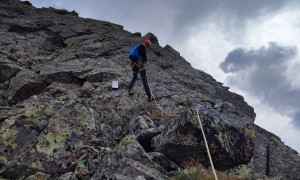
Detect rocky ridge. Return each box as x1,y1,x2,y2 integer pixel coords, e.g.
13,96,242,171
0,0,299,179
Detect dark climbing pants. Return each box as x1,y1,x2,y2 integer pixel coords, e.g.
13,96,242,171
129,69,151,98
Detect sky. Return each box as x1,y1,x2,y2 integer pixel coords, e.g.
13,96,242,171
23,0,300,153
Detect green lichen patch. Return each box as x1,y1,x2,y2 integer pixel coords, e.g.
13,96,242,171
74,105,95,130
31,160,43,169
0,156,8,164
116,135,137,152
25,106,43,119
35,118,72,156
73,141,84,151
165,121,178,135
121,136,136,145
138,117,154,129
190,114,199,126
43,105,55,116
0,125,18,150
244,129,256,140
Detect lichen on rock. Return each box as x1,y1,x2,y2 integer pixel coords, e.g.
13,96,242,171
0,0,299,179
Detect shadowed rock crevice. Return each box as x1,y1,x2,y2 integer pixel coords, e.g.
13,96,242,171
45,71,86,85
8,24,46,34
136,128,161,153
43,35,67,51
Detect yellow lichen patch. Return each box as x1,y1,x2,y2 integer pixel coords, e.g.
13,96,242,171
31,160,43,169
116,136,136,151
0,126,18,150
25,106,43,119
244,129,256,140
139,118,152,129
36,119,72,156
75,106,95,130
166,122,177,135
0,156,8,164
73,141,84,151
190,114,199,126
43,105,55,116
271,137,286,150
122,136,136,144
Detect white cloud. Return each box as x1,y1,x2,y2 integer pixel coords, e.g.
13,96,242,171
175,23,234,83
230,87,300,153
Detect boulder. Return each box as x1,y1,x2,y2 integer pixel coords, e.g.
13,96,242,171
153,110,255,170
8,70,47,104
0,64,21,83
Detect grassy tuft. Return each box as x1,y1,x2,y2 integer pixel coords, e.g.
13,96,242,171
171,160,245,180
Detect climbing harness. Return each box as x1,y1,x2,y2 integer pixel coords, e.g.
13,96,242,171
196,109,218,180
132,62,145,73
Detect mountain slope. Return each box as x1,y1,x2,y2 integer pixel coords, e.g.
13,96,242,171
0,0,299,179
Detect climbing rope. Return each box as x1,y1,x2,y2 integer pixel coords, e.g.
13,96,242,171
146,70,178,118
152,99,178,118
134,66,218,179
196,109,218,180
131,63,217,178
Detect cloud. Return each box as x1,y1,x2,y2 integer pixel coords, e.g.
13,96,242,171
220,42,297,74
220,42,300,127
293,111,300,128
24,0,299,46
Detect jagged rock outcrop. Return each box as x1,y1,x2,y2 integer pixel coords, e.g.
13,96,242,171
0,0,299,179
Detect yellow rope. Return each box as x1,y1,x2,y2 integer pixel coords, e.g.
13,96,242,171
153,99,178,118
196,110,218,180
143,68,217,179
139,66,217,178
146,71,178,118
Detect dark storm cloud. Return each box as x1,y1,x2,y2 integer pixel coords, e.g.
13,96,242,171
171,0,290,30
220,42,300,127
220,42,297,73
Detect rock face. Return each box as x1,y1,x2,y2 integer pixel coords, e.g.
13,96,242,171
0,0,299,179
153,110,255,171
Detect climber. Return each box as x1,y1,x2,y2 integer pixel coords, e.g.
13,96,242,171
128,39,156,102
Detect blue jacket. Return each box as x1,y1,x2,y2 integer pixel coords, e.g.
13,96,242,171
129,45,147,63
